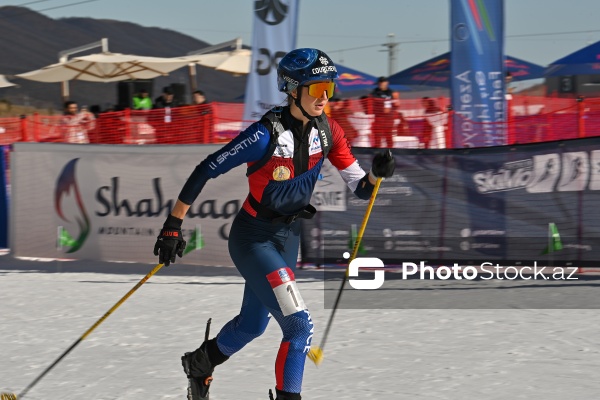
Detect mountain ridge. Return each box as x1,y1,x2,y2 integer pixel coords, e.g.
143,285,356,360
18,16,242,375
0,6,247,111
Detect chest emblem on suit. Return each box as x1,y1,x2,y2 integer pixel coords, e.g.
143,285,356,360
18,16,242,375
273,166,291,181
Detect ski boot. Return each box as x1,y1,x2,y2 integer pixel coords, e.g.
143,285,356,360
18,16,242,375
182,319,229,400
268,388,302,400
182,348,212,400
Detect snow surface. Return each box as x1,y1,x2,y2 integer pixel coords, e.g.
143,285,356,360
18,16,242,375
1,256,600,400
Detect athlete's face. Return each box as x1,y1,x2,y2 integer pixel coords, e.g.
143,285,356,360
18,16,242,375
296,80,335,117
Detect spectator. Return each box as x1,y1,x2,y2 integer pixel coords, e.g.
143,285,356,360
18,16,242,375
421,97,447,149
192,89,213,143
133,89,153,110
192,89,208,106
392,91,409,138
130,89,155,144
370,76,396,148
154,86,178,109
60,101,95,144
330,97,359,145
152,86,179,143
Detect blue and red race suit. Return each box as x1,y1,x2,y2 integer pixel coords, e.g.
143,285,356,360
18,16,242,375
178,106,374,393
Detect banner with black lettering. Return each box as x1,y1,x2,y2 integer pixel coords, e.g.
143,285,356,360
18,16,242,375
302,138,600,267
10,143,248,266
450,0,506,147
14,139,600,268
242,0,300,123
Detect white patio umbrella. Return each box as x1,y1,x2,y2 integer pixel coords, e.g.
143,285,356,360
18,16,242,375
183,48,251,75
0,74,16,88
181,37,250,92
16,52,192,83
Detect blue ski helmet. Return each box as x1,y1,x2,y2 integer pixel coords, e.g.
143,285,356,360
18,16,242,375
277,48,339,94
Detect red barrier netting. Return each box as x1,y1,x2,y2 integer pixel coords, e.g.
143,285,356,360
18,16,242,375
1,96,598,148
0,117,26,145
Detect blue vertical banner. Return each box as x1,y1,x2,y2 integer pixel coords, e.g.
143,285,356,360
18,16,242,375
242,0,300,123
0,146,8,248
450,0,506,148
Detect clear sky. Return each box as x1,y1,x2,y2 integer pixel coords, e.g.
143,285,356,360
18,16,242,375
5,0,600,83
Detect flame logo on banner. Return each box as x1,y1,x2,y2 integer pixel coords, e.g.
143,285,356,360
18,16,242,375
55,158,90,253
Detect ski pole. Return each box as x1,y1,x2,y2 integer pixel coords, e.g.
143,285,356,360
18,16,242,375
307,177,383,366
1,263,165,400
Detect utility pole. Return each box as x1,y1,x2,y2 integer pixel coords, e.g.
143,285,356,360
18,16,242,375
382,33,399,77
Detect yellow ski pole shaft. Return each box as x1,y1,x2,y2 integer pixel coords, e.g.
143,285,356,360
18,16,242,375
308,177,382,365
3,263,165,400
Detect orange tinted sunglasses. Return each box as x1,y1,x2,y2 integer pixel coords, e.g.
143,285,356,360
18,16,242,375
305,81,336,99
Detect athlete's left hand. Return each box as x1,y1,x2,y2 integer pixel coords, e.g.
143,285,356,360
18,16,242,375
371,149,395,178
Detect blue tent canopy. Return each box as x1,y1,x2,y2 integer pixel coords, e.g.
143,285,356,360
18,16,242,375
236,63,408,100
545,40,600,76
388,52,545,88
335,64,409,94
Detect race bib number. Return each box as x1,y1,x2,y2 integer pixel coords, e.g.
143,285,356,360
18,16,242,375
266,267,307,316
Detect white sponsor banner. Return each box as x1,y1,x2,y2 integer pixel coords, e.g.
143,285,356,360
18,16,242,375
472,152,600,194
11,143,248,266
242,0,299,123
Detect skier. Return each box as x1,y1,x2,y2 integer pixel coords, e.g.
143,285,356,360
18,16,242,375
153,48,396,400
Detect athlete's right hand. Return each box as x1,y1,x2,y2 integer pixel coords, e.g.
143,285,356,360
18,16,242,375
371,149,395,178
154,214,186,266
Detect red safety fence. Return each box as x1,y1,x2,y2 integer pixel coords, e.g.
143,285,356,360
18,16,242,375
2,96,600,148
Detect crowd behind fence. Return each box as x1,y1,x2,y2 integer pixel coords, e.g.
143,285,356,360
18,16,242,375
1,96,599,148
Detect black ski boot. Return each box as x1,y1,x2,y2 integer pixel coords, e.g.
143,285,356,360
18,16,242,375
268,388,302,400
182,319,229,400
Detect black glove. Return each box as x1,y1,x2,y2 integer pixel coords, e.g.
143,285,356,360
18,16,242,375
371,149,395,178
154,214,186,266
